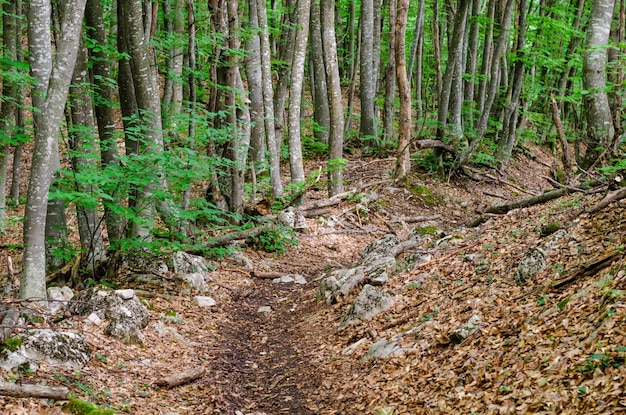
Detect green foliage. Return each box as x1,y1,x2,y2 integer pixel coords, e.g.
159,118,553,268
577,352,625,375
249,227,298,254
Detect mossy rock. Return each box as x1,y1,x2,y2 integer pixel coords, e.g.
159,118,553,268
540,222,561,237
63,398,115,415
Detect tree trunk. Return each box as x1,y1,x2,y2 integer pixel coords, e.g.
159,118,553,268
118,0,165,239
309,0,330,145
287,0,311,206
0,0,18,230
85,0,123,244
360,0,378,144
394,0,411,179
257,0,283,197
246,0,267,166
321,0,345,196
22,0,87,300
382,0,396,145
496,0,529,165
69,40,106,272
582,0,616,168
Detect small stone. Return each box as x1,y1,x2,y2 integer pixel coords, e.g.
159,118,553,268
363,338,403,361
257,306,272,314
193,296,216,307
86,312,103,326
115,289,136,300
272,276,295,284
293,275,307,284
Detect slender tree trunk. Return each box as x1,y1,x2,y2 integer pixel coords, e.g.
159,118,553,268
395,0,411,179
287,0,311,205
22,0,87,299
226,0,250,215
321,0,344,196
582,0,616,168
0,0,18,230
257,0,283,197
85,0,122,244
497,0,529,165
246,0,267,166
382,0,396,145
162,0,185,131
68,41,106,272
432,0,443,99
310,0,330,145
360,0,378,144
119,0,165,239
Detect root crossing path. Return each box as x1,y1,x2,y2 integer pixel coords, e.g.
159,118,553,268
207,280,327,414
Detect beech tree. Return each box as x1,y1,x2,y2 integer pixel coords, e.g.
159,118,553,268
21,0,86,299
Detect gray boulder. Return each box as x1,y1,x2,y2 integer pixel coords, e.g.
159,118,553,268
68,288,150,344
360,234,400,264
340,284,395,329
173,252,214,290
514,248,547,285
318,267,366,304
449,314,483,344
0,329,90,371
362,338,403,361
364,256,396,286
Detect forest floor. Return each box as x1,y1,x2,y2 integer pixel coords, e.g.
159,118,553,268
1,146,626,414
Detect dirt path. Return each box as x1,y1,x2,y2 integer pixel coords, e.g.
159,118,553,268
207,280,324,414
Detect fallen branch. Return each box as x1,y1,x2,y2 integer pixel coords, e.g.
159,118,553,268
252,271,284,279
0,381,68,400
587,187,626,215
482,173,536,196
483,188,570,214
390,214,441,224
155,367,206,389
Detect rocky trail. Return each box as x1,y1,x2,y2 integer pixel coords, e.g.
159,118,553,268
1,150,626,414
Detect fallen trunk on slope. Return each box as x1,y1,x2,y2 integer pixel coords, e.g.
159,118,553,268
0,381,68,400
155,367,206,388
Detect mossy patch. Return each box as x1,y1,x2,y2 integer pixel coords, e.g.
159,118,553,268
540,222,561,237
63,398,115,415
417,225,440,236
1,337,23,352
404,181,445,206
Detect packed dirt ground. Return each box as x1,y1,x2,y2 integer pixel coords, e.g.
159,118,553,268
1,147,626,414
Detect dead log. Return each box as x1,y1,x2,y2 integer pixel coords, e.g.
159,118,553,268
155,367,206,389
390,214,442,224
588,187,626,215
550,93,574,172
0,381,68,400
551,251,623,289
483,188,570,214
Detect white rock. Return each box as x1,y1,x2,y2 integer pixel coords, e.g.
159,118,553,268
181,272,207,290
193,296,216,307
86,312,103,326
293,275,307,284
257,306,272,314
115,289,136,300
47,286,74,314
272,276,294,284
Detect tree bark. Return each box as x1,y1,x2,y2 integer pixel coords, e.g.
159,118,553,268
288,0,311,206
394,0,411,179
582,0,616,168
360,0,378,143
257,0,284,197
321,0,345,196
22,0,87,299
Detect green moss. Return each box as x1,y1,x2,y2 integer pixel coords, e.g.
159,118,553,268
417,225,440,236
63,398,116,415
540,222,561,236
557,296,571,311
2,337,23,352
403,179,445,206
